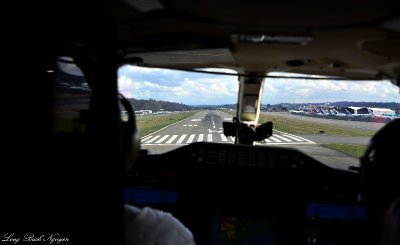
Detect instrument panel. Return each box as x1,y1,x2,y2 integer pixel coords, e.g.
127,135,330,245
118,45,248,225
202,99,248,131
126,142,367,245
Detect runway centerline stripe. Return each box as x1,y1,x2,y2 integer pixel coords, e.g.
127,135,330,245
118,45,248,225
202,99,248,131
166,135,178,144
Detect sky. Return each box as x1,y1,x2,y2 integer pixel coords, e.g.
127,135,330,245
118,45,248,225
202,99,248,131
118,65,400,105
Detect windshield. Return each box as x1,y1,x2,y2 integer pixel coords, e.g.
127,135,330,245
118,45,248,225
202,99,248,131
118,65,399,168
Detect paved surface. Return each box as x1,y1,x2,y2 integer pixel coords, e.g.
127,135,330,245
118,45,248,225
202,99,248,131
141,110,367,170
142,110,315,153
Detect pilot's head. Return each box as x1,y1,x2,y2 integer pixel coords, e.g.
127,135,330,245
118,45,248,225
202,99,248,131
360,118,400,209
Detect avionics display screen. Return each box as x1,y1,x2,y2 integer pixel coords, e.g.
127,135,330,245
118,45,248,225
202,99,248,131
123,187,177,206
210,214,278,245
210,202,367,245
305,201,367,244
306,201,366,219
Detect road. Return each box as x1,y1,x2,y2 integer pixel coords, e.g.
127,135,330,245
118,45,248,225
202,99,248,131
141,110,367,170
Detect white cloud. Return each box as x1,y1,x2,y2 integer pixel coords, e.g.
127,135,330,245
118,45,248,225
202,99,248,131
262,78,400,104
118,67,399,105
118,75,236,103
118,75,135,98
121,65,160,74
263,83,277,93
181,77,237,97
197,68,238,74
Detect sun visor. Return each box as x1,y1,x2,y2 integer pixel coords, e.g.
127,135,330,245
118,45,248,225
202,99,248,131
124,48,235,67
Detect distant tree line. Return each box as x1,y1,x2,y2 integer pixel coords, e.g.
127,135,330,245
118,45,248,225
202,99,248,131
127,99,400,114
192,104,237,110
128,98,193,112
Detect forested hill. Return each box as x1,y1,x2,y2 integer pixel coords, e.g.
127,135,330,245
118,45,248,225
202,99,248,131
128,98,193,111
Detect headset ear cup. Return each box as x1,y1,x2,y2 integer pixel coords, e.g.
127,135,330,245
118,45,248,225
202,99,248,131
126,127,140,168
122,126,140,169
359,145,376,204
360,145,371,198
119,94,140,168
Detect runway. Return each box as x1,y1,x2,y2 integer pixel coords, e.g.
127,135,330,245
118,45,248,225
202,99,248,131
141,110,314,153
140,110,367,170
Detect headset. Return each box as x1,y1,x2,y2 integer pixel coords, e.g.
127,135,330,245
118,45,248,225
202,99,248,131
359,118,400,208
119,93,141,169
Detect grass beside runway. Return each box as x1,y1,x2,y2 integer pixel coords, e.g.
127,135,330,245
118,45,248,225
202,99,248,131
137,111,198,136
258,114,374,136
222,110,374,137
322,144,366,158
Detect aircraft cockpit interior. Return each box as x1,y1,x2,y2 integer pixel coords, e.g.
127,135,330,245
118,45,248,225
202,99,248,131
2,1,400,245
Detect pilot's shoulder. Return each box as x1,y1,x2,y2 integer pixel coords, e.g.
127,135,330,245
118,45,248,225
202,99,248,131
125,205,195,245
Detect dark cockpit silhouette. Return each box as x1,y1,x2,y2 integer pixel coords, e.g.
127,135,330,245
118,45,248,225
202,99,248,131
120,94,196,245
360,119,400,245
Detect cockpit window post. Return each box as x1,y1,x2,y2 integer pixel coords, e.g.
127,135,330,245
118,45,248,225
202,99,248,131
237,72,265,145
